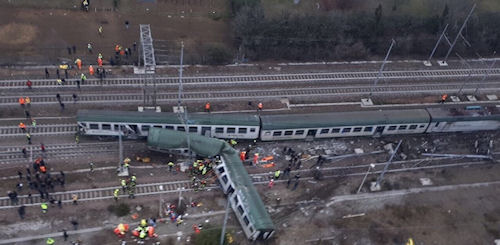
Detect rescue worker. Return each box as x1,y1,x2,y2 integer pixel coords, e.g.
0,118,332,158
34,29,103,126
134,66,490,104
98,26,103,36
72,194,78,205
131,175,136,183
128,186,135,199
114,188,120,201
205,102,210,112
121,179,127,191
168,161,174,172
201,166,207,175
19,97,25,107
268,179,274,188
230,139,237,146
253,153,259,164
26,80,32,89
32,119,37,128
89,65,94,76
26,133,32,144
240,151,246,161
80,73,87,84
441,94,448,103
115,44,120,54
25,96,31,106
258,102,263,111
98,53,103,59
19,122,26,132
274,170,281,179
46,237,55,245
75,58,82,70
57,79,63,86
75,134,80,144
41,202,48,213
97,57,103,67
87,43,93,53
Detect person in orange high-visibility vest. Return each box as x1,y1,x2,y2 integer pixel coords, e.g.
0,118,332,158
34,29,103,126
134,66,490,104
19,97,25,107
258,102,263,110
441,94,448,103
120,49,125,56
97,57,103,67
205,102,210,112
19,122,26,132
89,65,94,75
115,45,120,54
75,59,82,70
240,151,246,161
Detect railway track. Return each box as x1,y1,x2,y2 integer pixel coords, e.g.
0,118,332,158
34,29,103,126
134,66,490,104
0,157,493,209
1,68,500,89
0,124,77,136
2,81,500,106
0,142,146,164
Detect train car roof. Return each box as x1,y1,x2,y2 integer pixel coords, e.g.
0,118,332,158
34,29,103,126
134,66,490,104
77,110,260,126
147,128,275,230
260,109,430,130
427,106,500,122
220,147,275,231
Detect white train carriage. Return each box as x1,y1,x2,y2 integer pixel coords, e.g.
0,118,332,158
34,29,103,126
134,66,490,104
76,110,261,139
259,109,431,141
426,106,500,133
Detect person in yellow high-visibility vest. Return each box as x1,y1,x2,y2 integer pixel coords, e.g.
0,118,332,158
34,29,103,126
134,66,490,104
405,238,414,245
46,237,55,244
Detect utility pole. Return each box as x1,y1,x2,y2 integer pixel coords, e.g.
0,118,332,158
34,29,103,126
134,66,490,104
375,140,403,188
176,42,192,158
356,164,375,194
442,3,477,64
474,51,497,95
424,24,450,66
220,197,231,245
369,39,396,98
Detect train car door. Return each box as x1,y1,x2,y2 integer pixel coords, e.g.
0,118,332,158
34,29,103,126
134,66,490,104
375,126,385,135
201,127,211,137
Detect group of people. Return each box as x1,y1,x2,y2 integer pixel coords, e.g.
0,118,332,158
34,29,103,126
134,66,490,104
117,174,137,200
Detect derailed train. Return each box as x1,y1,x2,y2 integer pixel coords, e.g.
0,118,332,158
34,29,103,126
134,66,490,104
77,106,500,140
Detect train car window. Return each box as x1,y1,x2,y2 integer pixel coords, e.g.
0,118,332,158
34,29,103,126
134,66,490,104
233,195,239,204
221,175,228,184
177,126,185,131
154,125,162,128
419,124,426,128
249,227,254,233
388,126,397,131
295,130,304,135
227,185,235,194
227,128,236,133
398,125,407,130
113,125,120,130
141,125,150,131
341,128,351,133
238,128,247,134
243,216,250,226
353,127,362,132
89,124,99,129
435,122,440,127
409,125,418,130
331,128,340,133
215,127,224,133
320,129,329,134
189,127,197,133
237,205,244,215
273,131,282,136
102,124,111,130
364,127,373,132
284,130,293,136
166,126,174,130
250,128,256,132
218,167,225,174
